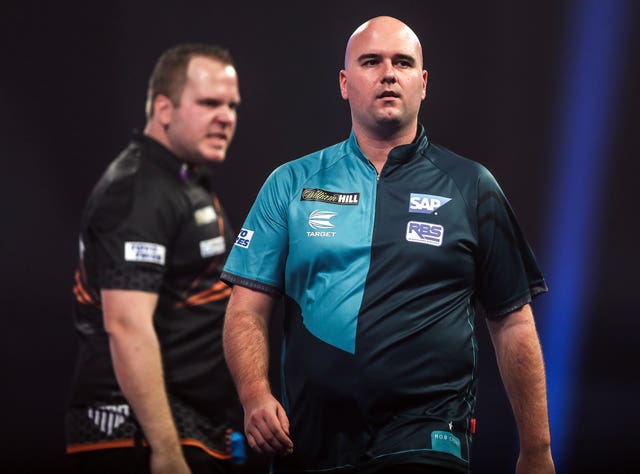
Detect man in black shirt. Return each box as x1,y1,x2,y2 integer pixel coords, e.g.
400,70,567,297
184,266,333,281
66,43,260,473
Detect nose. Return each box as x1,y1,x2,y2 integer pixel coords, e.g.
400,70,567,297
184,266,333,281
381,60,396,84
215,105,236,128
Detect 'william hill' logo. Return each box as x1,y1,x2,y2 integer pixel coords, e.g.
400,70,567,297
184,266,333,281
301,188,360,205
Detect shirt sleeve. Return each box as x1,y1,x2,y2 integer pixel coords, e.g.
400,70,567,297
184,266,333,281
221,166,291,295
85,163,179,292
474,166,548,319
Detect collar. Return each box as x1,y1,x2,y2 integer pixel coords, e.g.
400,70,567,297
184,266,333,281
346,124,429,167
132,130,213,185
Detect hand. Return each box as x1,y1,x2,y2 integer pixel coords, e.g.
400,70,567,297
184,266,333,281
243,393,293,456
515,447,555,474
150,447,191,474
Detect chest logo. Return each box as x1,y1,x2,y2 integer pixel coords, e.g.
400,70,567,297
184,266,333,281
194,205,217,225
200,236,226,258
409,193,452,214
406,221,444,247
309,210,337,229
307,210,337,237
301,188,359,205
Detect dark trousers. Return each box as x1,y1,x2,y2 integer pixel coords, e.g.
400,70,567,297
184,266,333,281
358,464,460,474
67,445,270,474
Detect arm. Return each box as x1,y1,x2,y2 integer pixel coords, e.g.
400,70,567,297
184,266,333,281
102,289,190,474
486,304,555,474
223,285,293,456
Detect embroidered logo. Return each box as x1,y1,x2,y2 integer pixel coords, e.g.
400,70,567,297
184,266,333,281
301,188,359,205
234,228,254,248
409,193,452,214
87,404,130,436
406,221,444,246
200,236,225,257
307,210,337,237
194,205,217,225
124,242,166,265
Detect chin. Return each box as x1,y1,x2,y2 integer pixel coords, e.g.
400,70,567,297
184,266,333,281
200,148,227,163
203,155,226,164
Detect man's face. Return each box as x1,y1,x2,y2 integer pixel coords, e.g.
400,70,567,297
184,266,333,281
340,19,427,134
165,56,240,164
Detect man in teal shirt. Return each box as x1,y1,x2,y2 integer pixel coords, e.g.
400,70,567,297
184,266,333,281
222,16,555,474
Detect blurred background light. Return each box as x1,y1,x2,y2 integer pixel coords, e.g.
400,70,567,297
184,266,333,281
538,0,631,470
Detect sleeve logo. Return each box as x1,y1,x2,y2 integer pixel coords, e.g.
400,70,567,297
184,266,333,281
234,228,255,249
124,241,166,265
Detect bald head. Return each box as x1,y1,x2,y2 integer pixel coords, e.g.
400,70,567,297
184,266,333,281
344,16,423,70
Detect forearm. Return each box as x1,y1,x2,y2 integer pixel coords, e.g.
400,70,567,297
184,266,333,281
487,305,552,452
109,327,182,454
101,289,182,455
222,286,293,455
223,304,272,404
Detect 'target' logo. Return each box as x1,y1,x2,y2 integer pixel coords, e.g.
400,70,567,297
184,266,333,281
308,210,337,229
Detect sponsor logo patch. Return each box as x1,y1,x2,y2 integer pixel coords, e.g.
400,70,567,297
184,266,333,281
406,221,444,246
308,210,337,229
124,241,166,265
307,210,337,237
194,205,217,225
87,404,130,436
234,228,254,248
431,430,462,459
301,188,359,205
200,236,226,257
409,193,452,214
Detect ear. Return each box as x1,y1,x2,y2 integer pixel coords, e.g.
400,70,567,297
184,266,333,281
339,70,348,100
153,95,174,126
421,70,428,100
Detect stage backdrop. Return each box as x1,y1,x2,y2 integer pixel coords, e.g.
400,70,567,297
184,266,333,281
2,1,638,472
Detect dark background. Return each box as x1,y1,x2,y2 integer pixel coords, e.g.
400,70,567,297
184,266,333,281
2,1,638,472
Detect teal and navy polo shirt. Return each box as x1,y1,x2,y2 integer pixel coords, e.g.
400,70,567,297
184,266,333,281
221,126,547,473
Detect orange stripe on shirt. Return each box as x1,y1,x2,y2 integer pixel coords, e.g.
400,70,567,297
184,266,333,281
176,281,231,308
73,270,99,307
67,438,230,460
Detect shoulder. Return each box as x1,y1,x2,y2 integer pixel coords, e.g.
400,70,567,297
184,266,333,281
425,142,502,190
425,142,490,178
84,141,183,231
267,140,349,185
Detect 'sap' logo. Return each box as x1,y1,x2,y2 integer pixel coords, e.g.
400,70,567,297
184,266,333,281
309,210,337,229
409,193,452,214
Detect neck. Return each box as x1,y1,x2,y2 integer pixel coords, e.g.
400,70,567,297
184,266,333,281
143,120,173,154
352,122,417,173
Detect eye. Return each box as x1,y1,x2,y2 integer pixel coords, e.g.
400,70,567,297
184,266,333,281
200,99,222,108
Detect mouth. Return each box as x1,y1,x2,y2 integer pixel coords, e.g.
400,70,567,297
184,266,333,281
378,90,400,99
206,133,228,142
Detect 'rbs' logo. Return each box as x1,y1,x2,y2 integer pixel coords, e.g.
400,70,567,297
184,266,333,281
409,193,452,214
406,221,444,246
